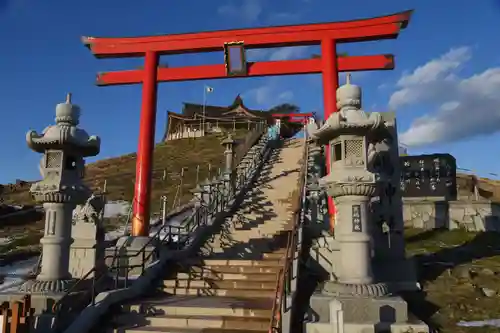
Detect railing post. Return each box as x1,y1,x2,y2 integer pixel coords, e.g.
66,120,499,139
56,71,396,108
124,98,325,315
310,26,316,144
161,195,168,225
201,179,213,214
212,176,223,214
223,171,233,199
191,184,203,226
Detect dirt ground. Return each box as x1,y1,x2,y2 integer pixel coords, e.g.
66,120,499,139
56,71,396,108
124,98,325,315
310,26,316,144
405,228,500,333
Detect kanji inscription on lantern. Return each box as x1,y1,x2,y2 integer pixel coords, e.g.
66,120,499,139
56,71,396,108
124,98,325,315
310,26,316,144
352,205,362,232
46,211,56,236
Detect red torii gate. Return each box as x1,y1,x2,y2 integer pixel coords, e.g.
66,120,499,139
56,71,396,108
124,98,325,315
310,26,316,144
83,10,412,237
272,112,313,123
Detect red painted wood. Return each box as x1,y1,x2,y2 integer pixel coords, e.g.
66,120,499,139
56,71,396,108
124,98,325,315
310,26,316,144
320,38,339,230
85,23,407,57
96,55,393,86
132,51,158,236
83,11,411,56
271,113,313,118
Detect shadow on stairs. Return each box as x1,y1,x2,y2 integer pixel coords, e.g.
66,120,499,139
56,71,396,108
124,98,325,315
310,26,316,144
103,138,304,333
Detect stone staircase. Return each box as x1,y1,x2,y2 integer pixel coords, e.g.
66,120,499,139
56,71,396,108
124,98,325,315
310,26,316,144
109,138,304,333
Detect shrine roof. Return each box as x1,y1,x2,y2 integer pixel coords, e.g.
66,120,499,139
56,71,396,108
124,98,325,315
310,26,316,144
181,95,269,119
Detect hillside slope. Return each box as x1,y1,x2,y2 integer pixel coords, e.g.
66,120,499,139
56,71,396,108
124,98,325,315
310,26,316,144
1,131,249,210
456,173,500,201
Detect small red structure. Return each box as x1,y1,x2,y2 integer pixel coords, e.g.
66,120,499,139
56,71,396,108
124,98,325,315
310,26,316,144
272,113,313,123
83,10,412,236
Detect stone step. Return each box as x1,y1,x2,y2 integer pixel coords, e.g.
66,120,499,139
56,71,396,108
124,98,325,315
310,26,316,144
230,224,290,231
262,252,286,260
177,271,277,281
163,279,276,290
208,235,284,243
145,314,269,331
116,326,267,333
204,249,280,259
163,287,275,298
126,295,273,318
205,248,286,256
199,259,282,267
209,234,277,242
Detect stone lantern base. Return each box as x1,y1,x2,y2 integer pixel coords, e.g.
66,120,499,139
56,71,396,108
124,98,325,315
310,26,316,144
321,280,389,297
304,290,429,333
18,278,75,294
105,236,158,277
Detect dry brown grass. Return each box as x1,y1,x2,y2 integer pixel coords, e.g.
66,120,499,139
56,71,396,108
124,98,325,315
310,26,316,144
405,228,500,332
1,131,249,208
456,174,500,202
0,131,250,255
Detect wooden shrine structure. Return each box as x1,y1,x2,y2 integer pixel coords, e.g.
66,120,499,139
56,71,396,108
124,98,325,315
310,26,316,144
163,95,313,141
163,95,271,141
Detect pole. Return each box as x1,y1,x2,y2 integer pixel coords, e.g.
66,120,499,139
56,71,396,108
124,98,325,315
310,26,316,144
161,196,167,225
321,38,339,233
202,86,207,136
132,51,159,237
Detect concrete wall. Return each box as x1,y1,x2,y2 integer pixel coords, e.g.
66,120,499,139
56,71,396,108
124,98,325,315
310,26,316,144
403,198,500,231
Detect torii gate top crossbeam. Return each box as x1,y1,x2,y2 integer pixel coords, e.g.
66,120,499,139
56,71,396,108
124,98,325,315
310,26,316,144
83,10,412,58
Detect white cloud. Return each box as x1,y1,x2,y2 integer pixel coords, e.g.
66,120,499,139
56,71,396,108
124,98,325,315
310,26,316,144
278,91,294,101
246,46,312,63
269,46,311,61
217,0,262,23
244,80,294,107
390,46,500,147
246,49,270,61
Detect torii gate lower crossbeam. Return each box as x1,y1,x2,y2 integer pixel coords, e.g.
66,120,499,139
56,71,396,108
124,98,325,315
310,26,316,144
83,10,412,237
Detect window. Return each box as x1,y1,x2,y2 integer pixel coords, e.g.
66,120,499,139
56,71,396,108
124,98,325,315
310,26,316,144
333,142,342,161
344,140,363,159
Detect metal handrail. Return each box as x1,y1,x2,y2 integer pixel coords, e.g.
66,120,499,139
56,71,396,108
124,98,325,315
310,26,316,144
122,197,135,236
268,133,309,333
52,196,137,315
52,126,267,325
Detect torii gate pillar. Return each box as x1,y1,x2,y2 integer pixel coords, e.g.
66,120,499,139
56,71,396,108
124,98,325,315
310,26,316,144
321,38,340,227
132,51,159,236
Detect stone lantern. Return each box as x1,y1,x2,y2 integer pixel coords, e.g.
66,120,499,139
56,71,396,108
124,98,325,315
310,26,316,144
309,75,388,296
306,75,429,333
21,94,100,293
221,135,236,194
221,134,235,173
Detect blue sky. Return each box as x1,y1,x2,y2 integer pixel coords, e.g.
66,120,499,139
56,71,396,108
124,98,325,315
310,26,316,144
0,0,499,184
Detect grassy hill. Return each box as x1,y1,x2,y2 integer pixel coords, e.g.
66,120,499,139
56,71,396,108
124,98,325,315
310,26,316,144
456,173,500,201
0,131,252,259
2,148,500,207
405,228,500,333
1,130,250,210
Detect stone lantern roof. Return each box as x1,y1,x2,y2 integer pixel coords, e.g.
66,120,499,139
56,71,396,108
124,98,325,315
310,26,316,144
26,94,101,156
308,75,383,144
336,73,361,110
